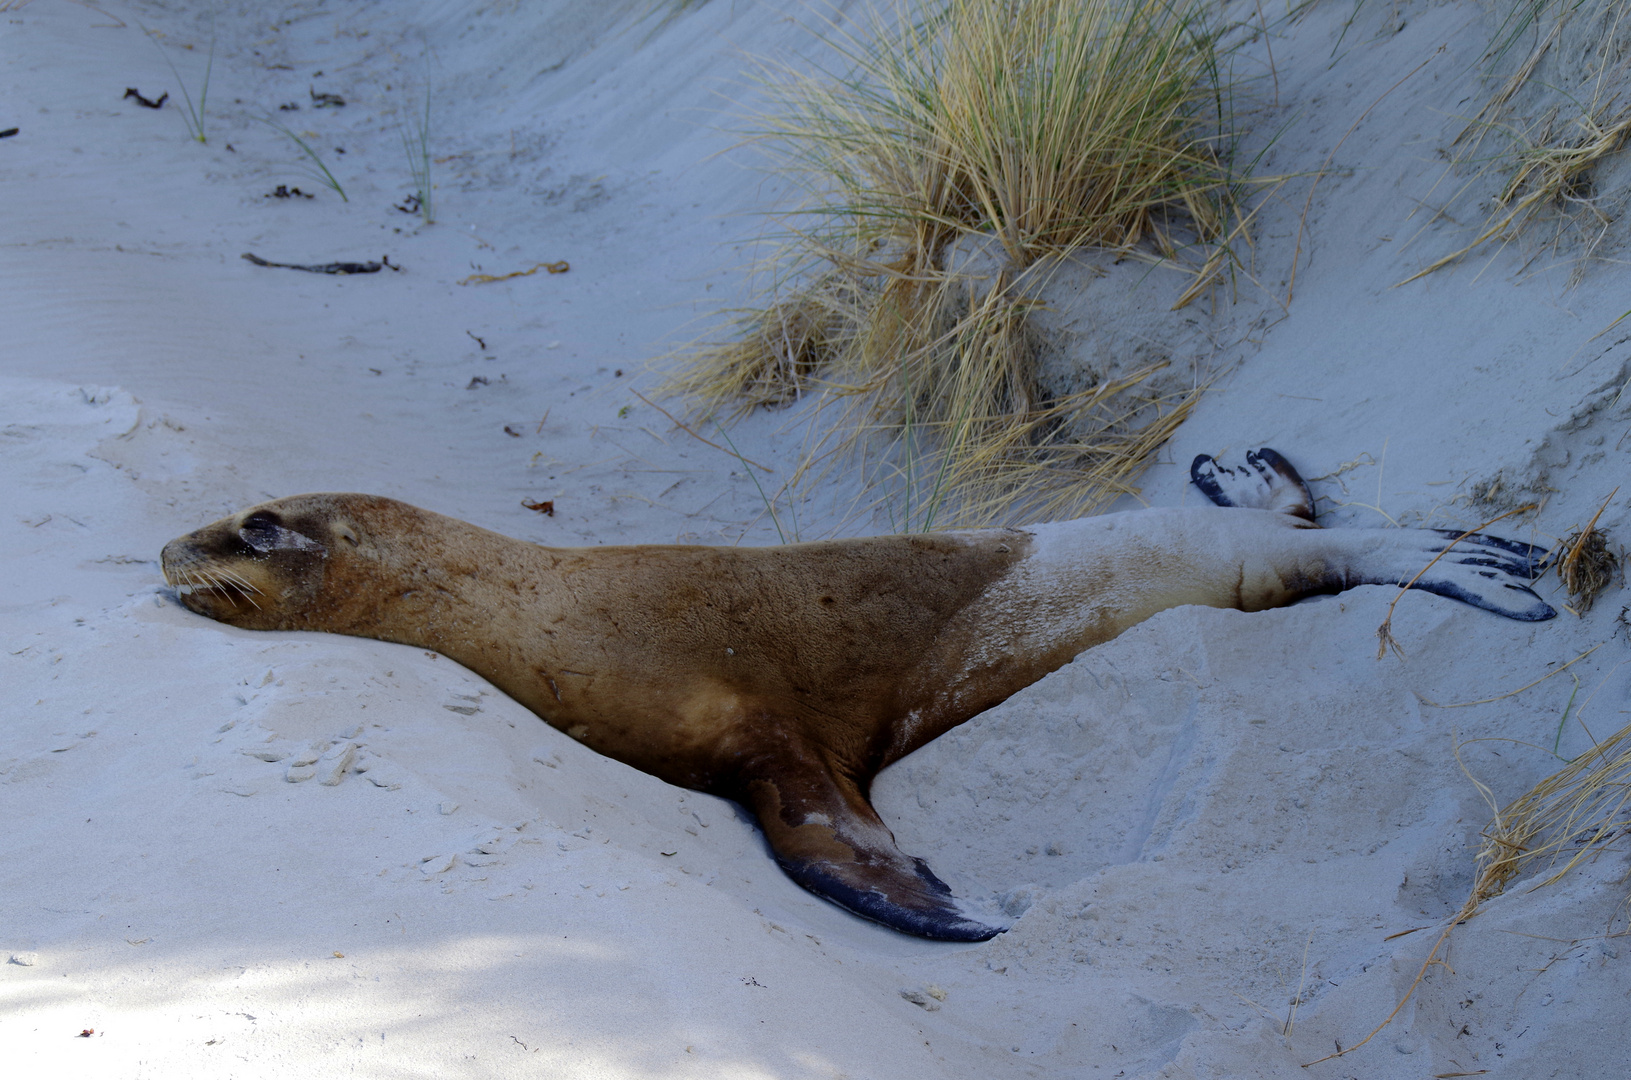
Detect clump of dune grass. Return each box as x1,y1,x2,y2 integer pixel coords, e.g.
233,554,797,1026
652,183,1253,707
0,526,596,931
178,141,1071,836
1557,492,1620,614
670,0,1242,528
1403,0,1631,284
1306,717,1631,1066
793,274,1204,531
759,0,1238,269
666,277,861,418
1404,106,1631,283
1559,530,1618,611
1473,720,1631,907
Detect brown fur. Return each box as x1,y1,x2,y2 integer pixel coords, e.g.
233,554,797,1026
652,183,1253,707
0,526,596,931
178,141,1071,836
163,496,1049,938
165,496,1030,787
160,474,1554,941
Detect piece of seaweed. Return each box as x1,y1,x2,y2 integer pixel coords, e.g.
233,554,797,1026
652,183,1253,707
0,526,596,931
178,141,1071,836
241,252,396,275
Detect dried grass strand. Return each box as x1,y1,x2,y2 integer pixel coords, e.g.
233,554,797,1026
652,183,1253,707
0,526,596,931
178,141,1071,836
1417,643,1602,709
1557,488,1619,613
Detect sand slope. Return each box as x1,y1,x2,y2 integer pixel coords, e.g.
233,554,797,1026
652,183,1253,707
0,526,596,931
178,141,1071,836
4,2,1628,1077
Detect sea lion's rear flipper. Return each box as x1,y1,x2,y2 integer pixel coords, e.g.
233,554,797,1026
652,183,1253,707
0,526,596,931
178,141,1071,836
741,755,1004,942
1401,529,1557,621
1191,447,1317,521
1319,526,1557,621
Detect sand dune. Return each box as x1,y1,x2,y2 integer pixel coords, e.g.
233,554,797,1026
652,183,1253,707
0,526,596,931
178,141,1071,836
4,2,1628,1077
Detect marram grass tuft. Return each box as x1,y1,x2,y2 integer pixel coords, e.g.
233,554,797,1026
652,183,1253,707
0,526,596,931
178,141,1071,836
1472,719,1631,914
670,0,1241,529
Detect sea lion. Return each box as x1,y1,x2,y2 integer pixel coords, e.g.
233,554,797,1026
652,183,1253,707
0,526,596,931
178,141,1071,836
160,448,1553,941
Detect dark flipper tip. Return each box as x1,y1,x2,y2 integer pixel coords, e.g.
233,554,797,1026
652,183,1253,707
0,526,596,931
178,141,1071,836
1411,578,1557,622
1190,454,1234,508
777,855,1006,942
743,755,1007,941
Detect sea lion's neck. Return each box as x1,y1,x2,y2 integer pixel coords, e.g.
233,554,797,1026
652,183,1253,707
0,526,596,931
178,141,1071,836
328,511,554,671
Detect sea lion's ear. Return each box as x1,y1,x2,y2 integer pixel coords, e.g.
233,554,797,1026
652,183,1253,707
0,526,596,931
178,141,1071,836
742,749,1005,942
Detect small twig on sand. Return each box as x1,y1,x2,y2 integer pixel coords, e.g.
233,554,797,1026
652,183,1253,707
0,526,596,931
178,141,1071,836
459,261,569,285
241,252,393,275
123,87,168,109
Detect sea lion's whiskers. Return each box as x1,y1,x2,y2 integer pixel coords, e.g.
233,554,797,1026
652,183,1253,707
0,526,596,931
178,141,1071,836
209,566,261,609
217,567,261,595
182,565,252,608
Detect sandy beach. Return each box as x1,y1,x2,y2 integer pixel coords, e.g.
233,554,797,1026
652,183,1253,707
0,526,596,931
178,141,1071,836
4,1,1629,1077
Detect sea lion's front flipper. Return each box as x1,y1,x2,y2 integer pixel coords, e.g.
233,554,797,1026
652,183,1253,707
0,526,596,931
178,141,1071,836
741,753,1004,942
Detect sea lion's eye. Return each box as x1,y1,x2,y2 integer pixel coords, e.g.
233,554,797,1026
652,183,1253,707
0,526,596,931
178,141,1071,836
239,512,284,551
239,511,326,555
335,524,361,547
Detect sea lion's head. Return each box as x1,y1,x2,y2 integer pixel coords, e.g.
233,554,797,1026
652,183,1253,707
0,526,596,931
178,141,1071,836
160,493,394,631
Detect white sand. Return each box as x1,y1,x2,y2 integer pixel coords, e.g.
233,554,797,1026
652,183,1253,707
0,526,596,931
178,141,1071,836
4,2,1628,1077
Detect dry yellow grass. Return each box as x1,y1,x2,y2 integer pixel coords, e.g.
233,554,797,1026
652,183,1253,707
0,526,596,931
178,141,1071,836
1404,0,1631,283
670,0,1241,528
1473,721,1631,906
1557,490,1620,614
665,280,860,419
1309,717,1631,1066
773,0,1237,267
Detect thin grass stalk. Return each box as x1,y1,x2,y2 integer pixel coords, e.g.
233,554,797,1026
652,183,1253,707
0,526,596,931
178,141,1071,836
139,18,213,143
714,422,787,542
258,118,349,201
403,83,435,224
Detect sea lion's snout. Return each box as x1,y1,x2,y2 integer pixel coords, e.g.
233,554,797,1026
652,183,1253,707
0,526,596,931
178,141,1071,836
160,529,268,620
160,500,334,627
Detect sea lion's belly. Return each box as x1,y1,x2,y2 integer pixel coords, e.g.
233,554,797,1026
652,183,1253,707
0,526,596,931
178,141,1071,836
439,538,1027,790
